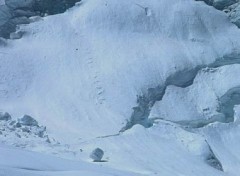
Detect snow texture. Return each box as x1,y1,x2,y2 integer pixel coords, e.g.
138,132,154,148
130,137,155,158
1,0,240,175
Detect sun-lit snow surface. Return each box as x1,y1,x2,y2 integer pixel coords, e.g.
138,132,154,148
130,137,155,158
0,124,229,176
149,65,240,124
0,144,141,176
1,0,240,139
1,0,240,175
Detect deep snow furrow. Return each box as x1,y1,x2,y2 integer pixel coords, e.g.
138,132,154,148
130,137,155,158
217,87,240,122
121,54,240,132
206,141,224,171
87,56,106,105
81,33,106,106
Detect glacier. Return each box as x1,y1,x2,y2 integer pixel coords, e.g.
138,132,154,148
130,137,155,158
1,0,240,175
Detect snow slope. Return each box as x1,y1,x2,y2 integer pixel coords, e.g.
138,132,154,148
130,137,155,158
0,144,141,176
1,0,240,175
199,122,240,176
1,0,240,139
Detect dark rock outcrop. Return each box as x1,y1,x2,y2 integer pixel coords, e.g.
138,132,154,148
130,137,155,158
198,0,237,10
18,115,38,126
0,112,11,121
0,0,81,39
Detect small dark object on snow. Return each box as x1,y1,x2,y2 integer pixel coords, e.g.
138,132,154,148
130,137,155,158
90,148,104,162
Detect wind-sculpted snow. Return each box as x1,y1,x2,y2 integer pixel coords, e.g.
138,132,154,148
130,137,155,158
149,65,240,125
197,0,240,28
123,54,240,131
197,121,240,175
78,123,224,174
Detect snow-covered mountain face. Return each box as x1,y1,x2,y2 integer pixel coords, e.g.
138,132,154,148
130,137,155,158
197,0,240,27
0,0,80,38
198,0,237,10
1,0,240,175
